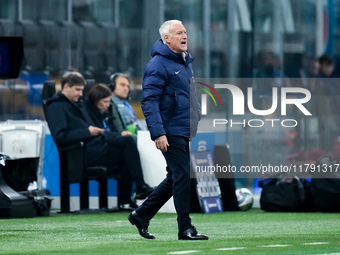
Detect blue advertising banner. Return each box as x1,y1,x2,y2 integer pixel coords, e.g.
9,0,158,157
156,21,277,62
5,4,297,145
202,197,223,213
190,151,223,213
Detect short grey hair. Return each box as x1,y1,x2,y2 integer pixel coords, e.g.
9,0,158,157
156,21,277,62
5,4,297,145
159,20,182,43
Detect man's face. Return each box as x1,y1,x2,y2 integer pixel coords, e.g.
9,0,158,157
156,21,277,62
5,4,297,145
164,23,187,53
113,77,130,98
320,63,334,77
63,83,84,102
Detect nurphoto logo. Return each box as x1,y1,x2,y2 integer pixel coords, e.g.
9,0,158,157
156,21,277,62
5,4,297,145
198,80,312,129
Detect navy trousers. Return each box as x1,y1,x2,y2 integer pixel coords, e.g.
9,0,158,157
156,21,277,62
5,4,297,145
136,136,191,232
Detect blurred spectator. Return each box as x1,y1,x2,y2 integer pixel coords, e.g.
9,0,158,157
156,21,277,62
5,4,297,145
316,54,337,95
314,54,340,151
253,51,287,79
300,56,319,80
252,51,289,94
107,73,146,140
84,83,155,211
318,54,336,77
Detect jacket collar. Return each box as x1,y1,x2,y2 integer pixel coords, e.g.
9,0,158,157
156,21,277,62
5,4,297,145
46,91,84,109
151,39,194,65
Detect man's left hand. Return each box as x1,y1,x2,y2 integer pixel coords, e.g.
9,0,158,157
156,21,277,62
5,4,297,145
155,135,169,152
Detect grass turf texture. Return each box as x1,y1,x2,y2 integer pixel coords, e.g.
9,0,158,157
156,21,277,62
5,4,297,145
0,209,339,255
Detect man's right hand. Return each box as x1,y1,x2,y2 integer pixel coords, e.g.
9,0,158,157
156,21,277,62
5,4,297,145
155,135,169,152
121,131,133,136
88,126,105,136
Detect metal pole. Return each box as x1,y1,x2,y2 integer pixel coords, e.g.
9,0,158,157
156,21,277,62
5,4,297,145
315,0,323,57
228,0,237,78
67,0,72,23
203,0,211,78
114,0,119,28
17,0,22,21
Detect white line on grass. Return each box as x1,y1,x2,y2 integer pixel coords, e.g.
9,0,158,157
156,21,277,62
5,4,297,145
302,242,329,245
258,244,291,248
314,253,340,255
168,251,200,254
215,247,246,251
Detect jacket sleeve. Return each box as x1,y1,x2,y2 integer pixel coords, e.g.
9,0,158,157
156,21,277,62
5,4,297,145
109,102,125,133
141,62,168,140
46,102,92,145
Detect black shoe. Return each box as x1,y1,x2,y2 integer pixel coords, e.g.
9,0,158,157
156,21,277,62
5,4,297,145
128,211,155,239
135,184,154,200
178,226,209,240
119,202,138,212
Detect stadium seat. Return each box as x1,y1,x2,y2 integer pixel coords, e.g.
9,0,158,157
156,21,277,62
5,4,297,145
0,19,15,36
57,21,84,74
41,80,121,213
39,20,65,75
99,22,117,75
80,22,109,82
17,20,45,72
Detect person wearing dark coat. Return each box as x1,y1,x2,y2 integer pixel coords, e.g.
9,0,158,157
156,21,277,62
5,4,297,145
84,83,148,210
45,72,153,209
127,20,207,241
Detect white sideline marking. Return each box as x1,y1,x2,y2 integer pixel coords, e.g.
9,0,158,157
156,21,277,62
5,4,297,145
314,253,340,255
168,251,200,254
258,244,290,248
215,247,246,251
302,242,329,245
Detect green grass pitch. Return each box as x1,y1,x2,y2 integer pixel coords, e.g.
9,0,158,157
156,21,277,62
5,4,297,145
0,209,339,255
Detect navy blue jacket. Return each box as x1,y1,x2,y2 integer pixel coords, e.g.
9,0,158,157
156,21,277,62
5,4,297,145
141,39,200,141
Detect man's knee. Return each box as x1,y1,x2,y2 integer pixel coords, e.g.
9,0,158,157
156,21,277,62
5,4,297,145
117,135,136,148
123,135,135,144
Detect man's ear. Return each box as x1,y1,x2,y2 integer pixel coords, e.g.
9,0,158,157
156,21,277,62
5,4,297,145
164,34,171,44
63,83,70,89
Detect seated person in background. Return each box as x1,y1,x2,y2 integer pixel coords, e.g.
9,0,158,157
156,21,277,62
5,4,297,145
84,83,153,211
318,54,336,79
45,72,153,211
107,73,144,137
315,54,339,151
317,54,338,95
